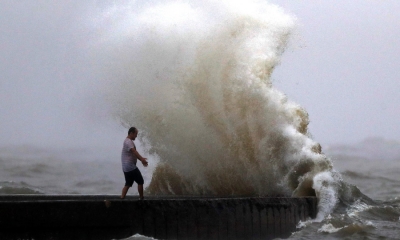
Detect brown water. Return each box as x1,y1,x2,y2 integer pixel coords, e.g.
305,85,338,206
1,1,399,239
1,138,399,239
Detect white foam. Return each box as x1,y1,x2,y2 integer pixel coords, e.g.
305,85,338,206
318,223,343,233
347,199,372,218
313,171,341,221
92,0,341,217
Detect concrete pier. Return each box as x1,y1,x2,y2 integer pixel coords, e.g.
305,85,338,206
0,195,317,240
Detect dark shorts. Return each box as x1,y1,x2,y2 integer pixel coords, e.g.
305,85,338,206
124,168,144,186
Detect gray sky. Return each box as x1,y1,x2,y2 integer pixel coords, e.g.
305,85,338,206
270,0,400,145
0,0,399,150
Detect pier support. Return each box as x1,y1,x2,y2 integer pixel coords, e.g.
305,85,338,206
0,195,317,240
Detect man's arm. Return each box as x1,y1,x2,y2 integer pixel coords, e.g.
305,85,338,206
130,148,148,166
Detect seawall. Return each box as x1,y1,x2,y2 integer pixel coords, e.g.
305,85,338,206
0,195,317,240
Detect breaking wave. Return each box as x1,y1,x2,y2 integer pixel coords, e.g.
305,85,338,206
93,0,342,220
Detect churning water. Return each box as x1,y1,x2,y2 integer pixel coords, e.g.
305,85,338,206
96,0,339,221
1,1,399,239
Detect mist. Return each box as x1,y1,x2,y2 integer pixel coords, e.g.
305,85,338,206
1,0,399,151
0,1,124,150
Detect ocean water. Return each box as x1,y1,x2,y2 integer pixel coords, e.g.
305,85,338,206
1,139,399,239
2,0,400,239
289,138,400,239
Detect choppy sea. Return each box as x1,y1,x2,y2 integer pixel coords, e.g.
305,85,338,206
1,137,399,239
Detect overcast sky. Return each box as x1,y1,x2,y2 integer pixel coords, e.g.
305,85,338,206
0,0,399,150
269,0,400,146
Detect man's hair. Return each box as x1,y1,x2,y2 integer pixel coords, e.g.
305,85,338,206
128,127,137,135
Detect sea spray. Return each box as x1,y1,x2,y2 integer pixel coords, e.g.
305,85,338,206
93,0,341,219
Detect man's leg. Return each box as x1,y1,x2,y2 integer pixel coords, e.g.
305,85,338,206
138,185,144,199
121,186,130,199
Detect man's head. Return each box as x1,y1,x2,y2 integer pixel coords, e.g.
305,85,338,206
128,127,138,140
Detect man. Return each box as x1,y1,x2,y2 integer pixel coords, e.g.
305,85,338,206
121,127,148,199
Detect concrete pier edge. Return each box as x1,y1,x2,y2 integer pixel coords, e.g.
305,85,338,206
0,195,317,240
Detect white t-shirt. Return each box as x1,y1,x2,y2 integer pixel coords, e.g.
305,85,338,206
121,138,137,172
